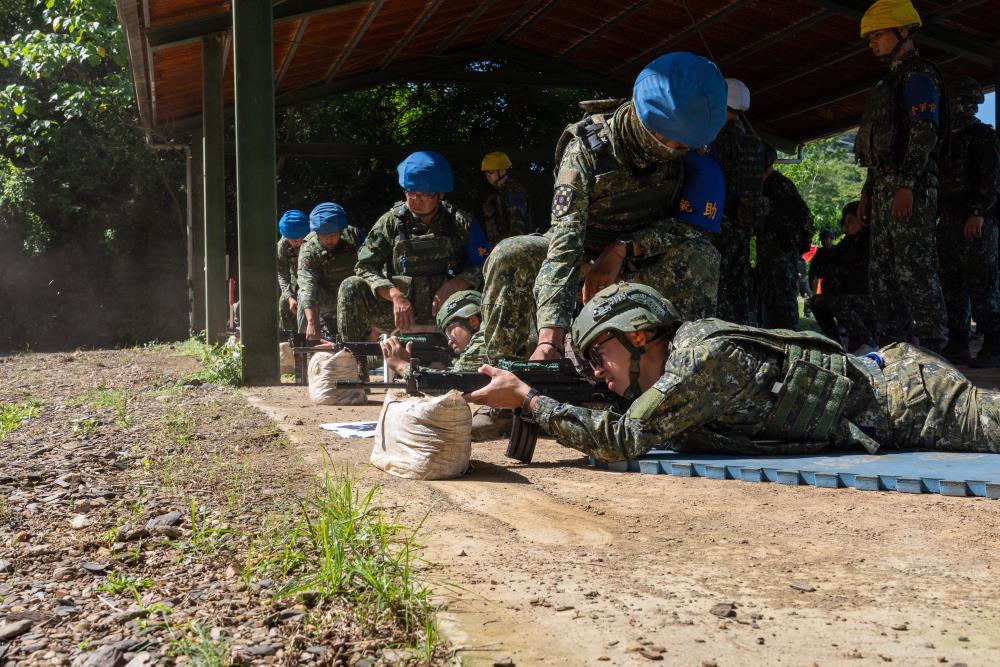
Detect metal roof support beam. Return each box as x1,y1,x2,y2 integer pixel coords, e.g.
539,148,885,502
804,0,1000,65
148,0,368,49
226,142,553,163
409,68,612,87
560,0,659,59
435,0,499,55
326,0,386,81
232,0,279,384
754,42,865,95
612,0,756,74
187,130,206,336
276,17,310,90
504,0,562,43
202,35,229,346
380,0,446,69
487,0,547,44
717,9,833,66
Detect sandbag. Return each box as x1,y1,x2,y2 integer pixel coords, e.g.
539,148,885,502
279,342,295,375
308,349,366,405
371,389,472,479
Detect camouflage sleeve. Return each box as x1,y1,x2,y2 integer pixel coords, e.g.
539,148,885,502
534,139,593,331
354,213,395,295
780,176,814,252
899,71,941,184
900,120,938,185
533,339,762,461
453,210,485,290
450,331,486,371
296,242,318,310
276,241,294,302
629,220,678,258
969,130,1000,215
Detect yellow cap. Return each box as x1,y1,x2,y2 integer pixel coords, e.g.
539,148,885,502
860,0,921,39
481,151,512,171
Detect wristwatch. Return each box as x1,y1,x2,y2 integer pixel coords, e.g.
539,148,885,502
520,388,540,419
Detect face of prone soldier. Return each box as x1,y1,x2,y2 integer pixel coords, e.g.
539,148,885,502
444,318,477,355
317,231,342,249
586,330,667,397
404,191,442,220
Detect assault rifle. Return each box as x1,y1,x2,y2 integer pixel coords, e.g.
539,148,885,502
333,358,624,463
289,332,453,385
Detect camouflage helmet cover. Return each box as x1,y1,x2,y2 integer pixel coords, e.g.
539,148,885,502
436,290,483,330
571,282,683,357
949,76,985,107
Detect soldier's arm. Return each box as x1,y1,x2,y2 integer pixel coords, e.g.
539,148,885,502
532,340,754,461
534,141,592,331
480,193,503,248
354,214,395,296
296,244,317,310
276,243,294,302
507,185,531,237
969,131,1000,216
898,72,941,186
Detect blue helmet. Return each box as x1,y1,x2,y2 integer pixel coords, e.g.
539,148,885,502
309,202,349,235
277,209,309,239
397,151,453,193
633,52,727,148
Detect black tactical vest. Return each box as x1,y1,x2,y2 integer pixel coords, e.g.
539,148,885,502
389,203,458,278
939,121,997,208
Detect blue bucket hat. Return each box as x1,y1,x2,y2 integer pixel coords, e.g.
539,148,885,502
277,209,309,239
309,202,349,235
633,52,727,148
397,151,453,193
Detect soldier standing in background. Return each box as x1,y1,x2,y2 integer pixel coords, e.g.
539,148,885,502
296,203,366,340
710,78,768,326
275,209,309,333
854,0,948,351
479,151,532,246
937,77,1000,367
756,145,813,329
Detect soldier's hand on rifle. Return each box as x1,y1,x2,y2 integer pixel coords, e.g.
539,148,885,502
432,277,471,315
891,187,913,223
463,364,531,409
858,192,871,226
391,292,416,331
583,244,626,303
288,296,298,314
379,337,412,376
964,214,985,241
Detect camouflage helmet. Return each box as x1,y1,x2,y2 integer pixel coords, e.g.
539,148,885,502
436,290,482,331
572,283,682,357
949,76,985,107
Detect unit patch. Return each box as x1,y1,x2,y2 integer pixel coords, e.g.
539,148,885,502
552,185,575,217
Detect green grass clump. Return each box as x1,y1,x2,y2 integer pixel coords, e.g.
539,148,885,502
0,399,40,441
186,342,243,387
98,571,154,596
169,622,229,667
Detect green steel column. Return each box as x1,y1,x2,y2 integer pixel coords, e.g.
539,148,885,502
232,0,279,384
187,131,206,336
202,35,228,345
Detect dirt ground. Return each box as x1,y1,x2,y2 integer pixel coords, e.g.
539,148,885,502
248,368,1000,667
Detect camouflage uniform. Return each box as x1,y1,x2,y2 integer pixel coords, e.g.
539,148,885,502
532,319,1000,461
811,229,877,350
854,50,947,346
756,170,812,329
295,227,364,336
481,102,720,361
481,176,532,246
276,237,302,332
710,118,767,325
338,202,483,342
936,98,1000,351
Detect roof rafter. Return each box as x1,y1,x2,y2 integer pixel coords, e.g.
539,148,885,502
434,0,500,55
380,0,447,69
504,0,562,43
717,9,833,66
276,17,310,90
325,0,386,82
487,0,548,44
560,0,659,60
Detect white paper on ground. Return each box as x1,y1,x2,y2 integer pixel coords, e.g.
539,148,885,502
320,421,378,438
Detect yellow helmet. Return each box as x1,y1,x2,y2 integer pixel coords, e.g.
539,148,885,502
481,151,512,171
860,0,921,39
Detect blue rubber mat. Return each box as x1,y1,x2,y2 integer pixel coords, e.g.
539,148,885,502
590,450,1000,498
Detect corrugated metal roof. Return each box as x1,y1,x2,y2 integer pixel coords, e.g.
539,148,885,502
116,0,1000,145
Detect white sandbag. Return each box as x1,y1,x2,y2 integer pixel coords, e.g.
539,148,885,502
371,389,471,480
307,349,366,405
279,342,295,375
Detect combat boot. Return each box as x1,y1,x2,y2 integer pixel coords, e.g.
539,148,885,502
941,329,971,365
971,333,1000,368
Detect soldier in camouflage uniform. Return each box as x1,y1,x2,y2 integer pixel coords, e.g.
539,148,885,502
296,203,365,340
337,151,487,343
465,283,1000,462
275,209,309,332
756,145,813,329
479,151,533,246
710,78,768,326
936,77,1000,367
854,0,948,350
480,52,728,362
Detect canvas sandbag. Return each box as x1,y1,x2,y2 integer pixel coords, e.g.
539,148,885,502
307,349,366,405
370,389,472,480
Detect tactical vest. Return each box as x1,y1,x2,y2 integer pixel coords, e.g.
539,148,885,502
679,320,854,445
554,113,684,253
389,202,458,279
313,232,358,288
712,121,765,214
939,121,997,208
854,56,945,170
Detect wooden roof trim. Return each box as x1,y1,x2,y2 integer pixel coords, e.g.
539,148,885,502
146,0,369,49
277,18,311,89
559,0,660,60
380,0,447,69
434,0,500,55
325,0,387,82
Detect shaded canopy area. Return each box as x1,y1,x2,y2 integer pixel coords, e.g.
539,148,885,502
118,0,1000,148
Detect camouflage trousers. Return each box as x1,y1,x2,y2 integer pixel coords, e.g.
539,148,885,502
756,251,800,330
811,292,876,350
868,176,948,344
856,343,1000,451
337,276,437,342
481,226,720,360
936,212,1000,336
297,286,338,338
279,293,297,333
713,217,756,325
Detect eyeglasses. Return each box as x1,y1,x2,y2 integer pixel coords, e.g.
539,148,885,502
585,331,617,372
